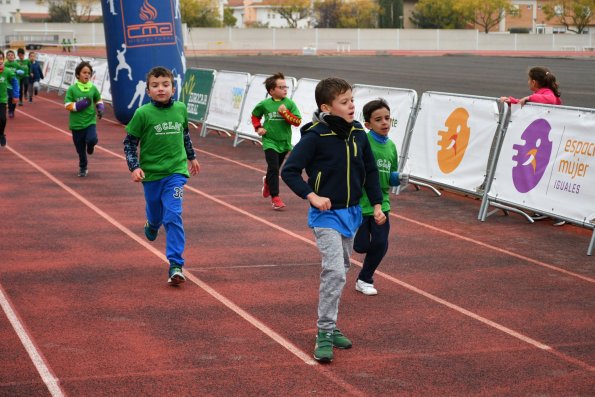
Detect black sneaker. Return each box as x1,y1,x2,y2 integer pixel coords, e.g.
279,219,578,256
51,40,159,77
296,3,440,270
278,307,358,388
168,266,186,285
0,135,6,147
78,168,88,177
144,221,159,241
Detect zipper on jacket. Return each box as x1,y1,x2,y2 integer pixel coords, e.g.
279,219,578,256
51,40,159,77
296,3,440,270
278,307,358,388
315,171,321,193
345,134,351,207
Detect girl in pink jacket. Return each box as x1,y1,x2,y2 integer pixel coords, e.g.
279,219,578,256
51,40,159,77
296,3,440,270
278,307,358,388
500,66,561,107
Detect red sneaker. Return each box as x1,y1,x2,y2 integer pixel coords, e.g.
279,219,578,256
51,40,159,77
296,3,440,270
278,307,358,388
262,176,270,198
271,196,285,210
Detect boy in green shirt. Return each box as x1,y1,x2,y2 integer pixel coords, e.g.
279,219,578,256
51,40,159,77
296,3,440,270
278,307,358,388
4,50,25,119
123,66,200,285
251,72,301,210
16,48,31,106
64,61,104,177
0,54,20,146
354,99,409,296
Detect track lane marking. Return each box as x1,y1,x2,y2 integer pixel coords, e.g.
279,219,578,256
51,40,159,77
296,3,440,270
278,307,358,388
0,285,65,397
15,107,595,375
5,144,367,397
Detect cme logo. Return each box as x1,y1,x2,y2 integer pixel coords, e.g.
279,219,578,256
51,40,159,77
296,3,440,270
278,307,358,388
123,0,175,48
511,119,553,193
437,107,470,174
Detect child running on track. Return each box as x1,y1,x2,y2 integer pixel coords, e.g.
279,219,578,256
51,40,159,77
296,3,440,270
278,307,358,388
251,72,301,210
0,53,20,147
123,66,200,285
64,61,104,177
353,99,408,296
282,77,384,363
4,50,25,119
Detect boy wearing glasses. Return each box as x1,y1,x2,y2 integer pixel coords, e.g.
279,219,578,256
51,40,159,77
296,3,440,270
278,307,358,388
251,72,301,210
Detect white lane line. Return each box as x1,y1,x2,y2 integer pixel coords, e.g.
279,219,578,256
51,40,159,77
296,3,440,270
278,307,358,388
0,285,65,397
6,145,368,396
390,213,594,284
17,108,594,373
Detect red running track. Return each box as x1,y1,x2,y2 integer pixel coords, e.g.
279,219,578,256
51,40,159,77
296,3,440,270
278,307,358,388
0,92,593,396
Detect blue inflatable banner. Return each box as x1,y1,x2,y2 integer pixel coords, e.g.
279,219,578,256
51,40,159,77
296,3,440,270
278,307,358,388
101,0,185,124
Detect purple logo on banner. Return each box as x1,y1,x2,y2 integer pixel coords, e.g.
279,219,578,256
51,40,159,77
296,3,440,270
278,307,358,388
511,119,553,193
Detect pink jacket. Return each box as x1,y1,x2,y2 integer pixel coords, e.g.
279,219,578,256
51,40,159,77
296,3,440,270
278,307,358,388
508,88,562,105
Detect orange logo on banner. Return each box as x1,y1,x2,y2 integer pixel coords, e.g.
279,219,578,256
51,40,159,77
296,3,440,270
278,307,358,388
124,0,175,48
437,107,470,174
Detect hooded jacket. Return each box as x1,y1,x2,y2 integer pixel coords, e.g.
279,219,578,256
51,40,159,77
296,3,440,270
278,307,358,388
281,112,382,209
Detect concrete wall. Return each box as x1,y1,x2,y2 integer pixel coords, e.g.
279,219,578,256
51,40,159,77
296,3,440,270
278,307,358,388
1,23,594,52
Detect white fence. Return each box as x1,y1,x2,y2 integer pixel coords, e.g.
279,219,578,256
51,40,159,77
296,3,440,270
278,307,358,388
3,23,594,52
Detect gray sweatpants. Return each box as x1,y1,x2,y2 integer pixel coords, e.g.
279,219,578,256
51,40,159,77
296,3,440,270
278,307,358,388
313,227,353,331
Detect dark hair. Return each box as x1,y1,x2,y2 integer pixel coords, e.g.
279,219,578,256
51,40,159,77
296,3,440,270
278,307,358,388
315,77,352,110
146,66,174,89
75,61,93,78
264,72,285,93
363,99,390,122
529,66,561,98
17,48,25,55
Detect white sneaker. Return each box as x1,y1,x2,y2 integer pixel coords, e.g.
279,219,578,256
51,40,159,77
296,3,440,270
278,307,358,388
355,279,377,296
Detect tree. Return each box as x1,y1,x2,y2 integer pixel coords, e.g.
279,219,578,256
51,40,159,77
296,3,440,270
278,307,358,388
338,0,380,28
378,0,403,28
409,0,468,29
276,0,310,28
36,0,98,22
454,0,515,33
180,0,222,27
314,0,342,28
223,7,237,27
542,0,595,33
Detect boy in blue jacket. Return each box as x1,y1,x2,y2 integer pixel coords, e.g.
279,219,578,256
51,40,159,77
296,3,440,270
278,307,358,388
281,77,385,363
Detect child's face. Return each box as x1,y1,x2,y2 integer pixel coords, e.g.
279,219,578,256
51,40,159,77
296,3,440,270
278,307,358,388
0,61,4,73
322,89,355,123
270,79,288,100
147,75,174,103
29,53,36,61
77,66,92,83
365,107,391,136
18,52,25,60
7,52,15,61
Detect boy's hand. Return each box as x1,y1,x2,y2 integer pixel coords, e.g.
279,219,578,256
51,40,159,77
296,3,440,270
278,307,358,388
131,168,144,182
307,192,331,211
12,98,18,105
188,159,200,176
278,104,287,113
373,204,386,225
96,103,105,119
256,127,266,136
499,96,510,103
519,97,529,107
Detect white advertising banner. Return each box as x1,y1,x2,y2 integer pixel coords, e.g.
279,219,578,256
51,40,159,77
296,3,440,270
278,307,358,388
37,53,55,86
48,55,68,89
290,78,320,146
90,58,108,95
406,92,501,191
236,75,296,143
353,84,417,156
61,57,80,91
204,71,250,132
490,104,595,225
